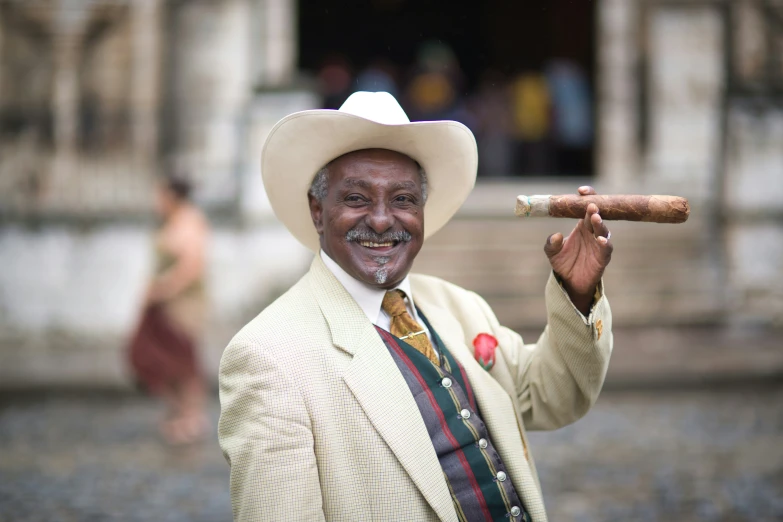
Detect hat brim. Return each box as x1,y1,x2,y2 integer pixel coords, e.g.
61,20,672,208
261,110,478,252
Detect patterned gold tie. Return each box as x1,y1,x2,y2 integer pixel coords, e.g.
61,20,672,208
382,290,439,365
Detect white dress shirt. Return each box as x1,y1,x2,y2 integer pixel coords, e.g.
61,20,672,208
320,250,436,352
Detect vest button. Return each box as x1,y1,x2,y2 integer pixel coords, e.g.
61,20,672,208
510,506,521,517
460,409,471,420
441,377,452,388
496,471,507,482
478,438,488,449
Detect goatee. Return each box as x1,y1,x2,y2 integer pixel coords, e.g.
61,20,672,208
374,269,388,285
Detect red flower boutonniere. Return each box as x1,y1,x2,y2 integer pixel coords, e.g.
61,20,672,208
473,333,498,371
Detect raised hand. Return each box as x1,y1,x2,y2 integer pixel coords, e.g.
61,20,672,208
543,186,613,315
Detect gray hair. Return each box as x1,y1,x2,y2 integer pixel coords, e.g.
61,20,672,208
308,162,429,203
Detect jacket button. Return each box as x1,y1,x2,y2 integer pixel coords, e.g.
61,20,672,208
478,438,488,449
510,506,521,517
441,377,452,388
460,409,471,420
496,471,507,482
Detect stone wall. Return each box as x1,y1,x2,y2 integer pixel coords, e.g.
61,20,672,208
724,106,783,325
0,221,311,388
1,0,782,390
595,0,783,326
0,0,320,389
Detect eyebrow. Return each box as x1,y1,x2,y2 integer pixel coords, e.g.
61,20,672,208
342,178,372,190
391,181,418,191
340,178,419,192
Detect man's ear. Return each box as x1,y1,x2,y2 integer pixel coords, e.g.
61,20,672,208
308,194,325,235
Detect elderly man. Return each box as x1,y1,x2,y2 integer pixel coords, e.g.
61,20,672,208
218,92,613,522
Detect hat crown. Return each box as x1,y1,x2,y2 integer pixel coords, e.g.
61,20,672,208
338,91,411,125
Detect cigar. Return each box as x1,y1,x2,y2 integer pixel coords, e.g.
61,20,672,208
515,194,690,224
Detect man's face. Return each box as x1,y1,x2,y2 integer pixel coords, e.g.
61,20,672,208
308,149,425,289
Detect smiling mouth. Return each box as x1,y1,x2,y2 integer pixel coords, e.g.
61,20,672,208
346,228,411,251
358,241,398,249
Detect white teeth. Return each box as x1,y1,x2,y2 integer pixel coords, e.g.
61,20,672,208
359,241,394,248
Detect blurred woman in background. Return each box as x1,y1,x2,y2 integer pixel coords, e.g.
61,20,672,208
128,176,210,445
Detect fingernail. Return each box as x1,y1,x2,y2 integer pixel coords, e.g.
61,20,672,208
598,237,608,245
579,186,588,191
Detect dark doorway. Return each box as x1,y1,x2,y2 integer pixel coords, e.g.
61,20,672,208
299,0,596,177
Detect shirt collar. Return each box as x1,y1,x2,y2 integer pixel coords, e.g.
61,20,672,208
320,250,415,324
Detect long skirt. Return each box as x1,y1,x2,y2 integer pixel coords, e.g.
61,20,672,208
128,304,201,395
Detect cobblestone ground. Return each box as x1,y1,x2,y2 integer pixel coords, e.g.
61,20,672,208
0,395,229,522
1,386,781,522
528,386,783,522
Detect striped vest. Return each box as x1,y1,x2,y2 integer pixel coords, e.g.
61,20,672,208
375,314,530,522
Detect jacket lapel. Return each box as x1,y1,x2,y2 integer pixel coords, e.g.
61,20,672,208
307,257,457,522
415,298,546,521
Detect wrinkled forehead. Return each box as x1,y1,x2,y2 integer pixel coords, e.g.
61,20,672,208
327,148,420,173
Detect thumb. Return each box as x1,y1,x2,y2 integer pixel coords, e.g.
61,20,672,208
544,233,564,259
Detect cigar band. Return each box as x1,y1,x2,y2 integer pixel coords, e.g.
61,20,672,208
528,195,550,217
519,196,532,217
515,195,552,217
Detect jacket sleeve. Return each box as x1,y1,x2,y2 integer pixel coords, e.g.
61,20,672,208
218,338,326,521
473,272,613,431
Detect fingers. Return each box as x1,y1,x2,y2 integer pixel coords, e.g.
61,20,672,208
588,205,613,256
583,203,599,234
595,224,613,261
579,186,599,234
594,220,614,263
598,231,614,261
591,211,610,240
584,204,613,263
543,232,564,259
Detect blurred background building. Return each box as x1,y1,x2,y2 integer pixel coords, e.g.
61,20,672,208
1,1,782,521
1,0,781,388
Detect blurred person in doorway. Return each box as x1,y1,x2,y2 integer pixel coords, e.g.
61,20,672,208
471,69,514,177
511,72,553,175
545,59,593,176
355,58,399,98
405,41,475,129
128,175,210,445
317,54,354,110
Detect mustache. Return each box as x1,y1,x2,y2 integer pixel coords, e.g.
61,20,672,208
345,228,412,244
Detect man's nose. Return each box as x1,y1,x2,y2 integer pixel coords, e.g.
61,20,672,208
366,202,394,233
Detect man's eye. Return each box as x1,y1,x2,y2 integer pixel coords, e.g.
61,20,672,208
395,195,413,203
345,195,365,203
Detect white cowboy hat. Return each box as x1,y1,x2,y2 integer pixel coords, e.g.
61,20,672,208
261,91,478,251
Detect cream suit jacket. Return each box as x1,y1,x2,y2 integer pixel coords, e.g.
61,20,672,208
218,255,613,522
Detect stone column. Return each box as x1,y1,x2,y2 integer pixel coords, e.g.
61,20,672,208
595,0,641,192
262,0,296,85
51,0,95,172
130,0,162,165
52,34,81,160
0,6,5,108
